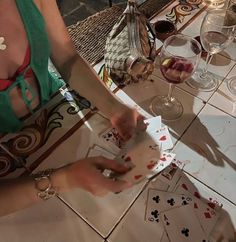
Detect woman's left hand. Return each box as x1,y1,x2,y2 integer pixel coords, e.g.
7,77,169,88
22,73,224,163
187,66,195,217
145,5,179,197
110,105,147,141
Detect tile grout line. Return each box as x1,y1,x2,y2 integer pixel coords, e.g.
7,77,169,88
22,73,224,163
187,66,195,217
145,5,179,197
56,195,105,239
184,170,236,206
105,181,151,240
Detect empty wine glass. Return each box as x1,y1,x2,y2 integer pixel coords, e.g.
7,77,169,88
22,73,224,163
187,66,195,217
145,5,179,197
150,34,201,121
187,9,236,91
227,76,236,95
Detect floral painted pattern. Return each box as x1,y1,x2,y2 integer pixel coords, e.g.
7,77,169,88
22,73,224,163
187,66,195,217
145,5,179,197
166,0,203,24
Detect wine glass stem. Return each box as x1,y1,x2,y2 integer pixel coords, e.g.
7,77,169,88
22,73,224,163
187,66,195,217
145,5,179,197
166,83,175,104
200,52,213,79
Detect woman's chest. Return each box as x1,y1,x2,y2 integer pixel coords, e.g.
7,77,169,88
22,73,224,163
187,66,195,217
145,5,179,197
0,0,42,80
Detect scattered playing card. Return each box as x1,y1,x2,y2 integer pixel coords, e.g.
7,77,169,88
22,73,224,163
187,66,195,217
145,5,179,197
174,175,223,211
190,196,220,237
145,189,193,223
173,176,220,237
161,205,208,242
155,163,182,192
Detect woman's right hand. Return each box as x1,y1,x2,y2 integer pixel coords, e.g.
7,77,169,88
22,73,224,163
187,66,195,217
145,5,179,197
57,156,133,196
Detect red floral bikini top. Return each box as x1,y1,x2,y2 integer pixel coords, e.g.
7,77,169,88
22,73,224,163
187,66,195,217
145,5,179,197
0,46,33,91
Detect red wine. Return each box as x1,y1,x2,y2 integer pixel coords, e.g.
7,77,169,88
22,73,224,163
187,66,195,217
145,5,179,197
160,58,194,84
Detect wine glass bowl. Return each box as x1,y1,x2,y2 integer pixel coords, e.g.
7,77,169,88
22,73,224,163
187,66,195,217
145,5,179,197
150,34,202,121
187,9,236,91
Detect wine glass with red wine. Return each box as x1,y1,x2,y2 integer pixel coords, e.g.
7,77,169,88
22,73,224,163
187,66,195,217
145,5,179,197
150,34,201,121
187,9,236,91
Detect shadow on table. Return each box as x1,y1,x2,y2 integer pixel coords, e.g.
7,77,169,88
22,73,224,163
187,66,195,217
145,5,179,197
168,115,236,171
126,53,236,171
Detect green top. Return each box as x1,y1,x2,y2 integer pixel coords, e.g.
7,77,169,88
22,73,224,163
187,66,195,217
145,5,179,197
0,0,64,133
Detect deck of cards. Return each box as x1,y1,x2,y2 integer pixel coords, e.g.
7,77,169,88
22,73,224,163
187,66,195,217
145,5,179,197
86,116,176,184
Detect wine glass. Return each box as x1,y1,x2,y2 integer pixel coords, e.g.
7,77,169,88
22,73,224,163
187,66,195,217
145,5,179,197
187,9,236,91
227,76,236,95
203,0,226,9
150,34,202,121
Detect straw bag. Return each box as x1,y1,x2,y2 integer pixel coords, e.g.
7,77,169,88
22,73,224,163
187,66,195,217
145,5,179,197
103,0,156,86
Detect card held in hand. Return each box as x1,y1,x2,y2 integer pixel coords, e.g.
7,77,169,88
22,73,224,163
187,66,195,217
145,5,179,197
115,131,161,184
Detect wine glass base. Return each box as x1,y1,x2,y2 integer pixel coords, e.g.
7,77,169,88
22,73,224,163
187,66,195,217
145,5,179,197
186,70,218,92
227,77,236,95
150,95,183,121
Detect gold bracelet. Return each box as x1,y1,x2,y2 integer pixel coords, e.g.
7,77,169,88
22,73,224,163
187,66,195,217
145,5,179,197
33,169,58,201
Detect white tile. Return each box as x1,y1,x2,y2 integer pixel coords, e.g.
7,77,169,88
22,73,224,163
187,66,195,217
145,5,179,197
209,64,236,117
60,181,146,238
173,104,236,203
181,10,205,38
108,179,170,242
0,198,103,242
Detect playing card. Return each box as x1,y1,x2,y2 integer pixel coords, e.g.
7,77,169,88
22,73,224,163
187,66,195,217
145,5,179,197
155,163,182,192
173,176,220,237
149,126,173,151
145,116,162,134
115,132,161,184
145,189,193,223
190,196,220,237
174,175,223,211
161,205,208,242
99,127,123,154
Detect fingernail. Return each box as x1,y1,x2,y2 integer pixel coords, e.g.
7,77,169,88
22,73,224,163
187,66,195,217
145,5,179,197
114,191,121,194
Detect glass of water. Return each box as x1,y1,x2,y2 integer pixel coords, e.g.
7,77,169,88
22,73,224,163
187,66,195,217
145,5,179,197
187,9,236,91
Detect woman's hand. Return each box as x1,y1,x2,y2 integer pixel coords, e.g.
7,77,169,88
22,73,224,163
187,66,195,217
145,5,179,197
110,105,147,141
60,156,132,196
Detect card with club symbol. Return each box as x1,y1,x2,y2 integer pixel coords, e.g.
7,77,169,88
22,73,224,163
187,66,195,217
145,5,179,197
161,205,207,242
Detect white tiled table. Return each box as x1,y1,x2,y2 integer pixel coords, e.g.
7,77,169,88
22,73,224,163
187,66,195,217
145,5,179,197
0,1,235,242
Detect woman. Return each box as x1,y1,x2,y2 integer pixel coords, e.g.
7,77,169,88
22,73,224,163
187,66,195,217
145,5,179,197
0,0,145,217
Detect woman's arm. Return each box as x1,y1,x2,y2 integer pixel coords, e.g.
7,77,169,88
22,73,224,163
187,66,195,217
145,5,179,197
0,157,131,217
0,168,67,217
40,0,147,140
40,0,124,118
